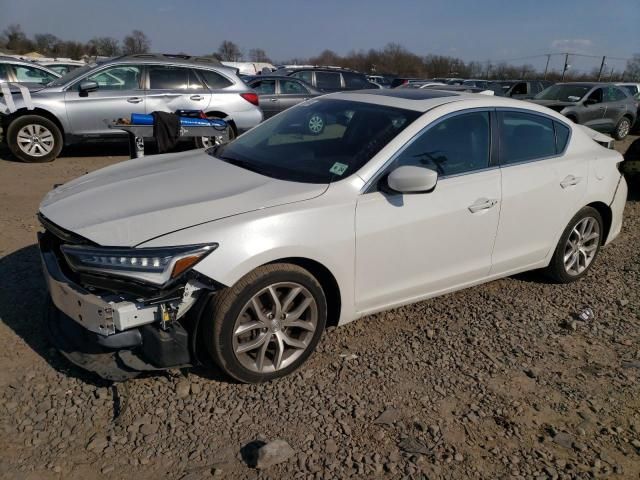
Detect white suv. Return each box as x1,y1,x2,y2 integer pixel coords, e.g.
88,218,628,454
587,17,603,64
39,89,627,383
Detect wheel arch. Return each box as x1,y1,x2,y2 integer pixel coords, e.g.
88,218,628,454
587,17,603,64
265,257,342,328
204,110,237,135
4,108,66,138
586,201,612,244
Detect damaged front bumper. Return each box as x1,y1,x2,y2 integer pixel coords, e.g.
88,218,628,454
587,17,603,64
39,231,214,381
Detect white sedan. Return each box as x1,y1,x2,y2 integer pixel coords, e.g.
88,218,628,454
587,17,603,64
38,89,627,383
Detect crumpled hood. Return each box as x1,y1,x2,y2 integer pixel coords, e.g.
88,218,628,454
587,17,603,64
40,150,327,246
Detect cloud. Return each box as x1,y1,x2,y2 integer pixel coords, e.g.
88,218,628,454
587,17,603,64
550,39,593,53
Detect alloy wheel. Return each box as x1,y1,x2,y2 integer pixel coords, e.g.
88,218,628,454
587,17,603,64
617,118,630,139
232,282,318,373
563,216,600,276
16,124,55,157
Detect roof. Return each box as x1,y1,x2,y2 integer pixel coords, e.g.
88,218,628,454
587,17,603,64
108,53,222,67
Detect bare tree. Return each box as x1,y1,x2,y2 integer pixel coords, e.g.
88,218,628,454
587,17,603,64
217,41,243,61
626,54,640,81
34,33,60,55
88,37,120,57
1,24,33,53
122,30,150,55
248,48,271,63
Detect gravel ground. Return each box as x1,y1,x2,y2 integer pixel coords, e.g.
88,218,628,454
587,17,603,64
0,137,639,480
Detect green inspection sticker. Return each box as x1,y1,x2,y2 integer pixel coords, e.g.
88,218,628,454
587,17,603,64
329,162,348,175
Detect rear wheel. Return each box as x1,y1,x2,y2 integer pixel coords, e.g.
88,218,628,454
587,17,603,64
194,115,236,149
202,264,327,383
613,117,632,140
545,207,603,283
7,115,63,163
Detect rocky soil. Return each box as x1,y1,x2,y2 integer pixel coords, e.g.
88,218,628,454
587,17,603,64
0,138,639,479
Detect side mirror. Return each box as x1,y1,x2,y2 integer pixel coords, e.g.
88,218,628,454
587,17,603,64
386,165,438,194
78,80,98,94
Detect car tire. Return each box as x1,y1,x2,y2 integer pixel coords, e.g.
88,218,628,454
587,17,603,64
202,263,327,383
306,113,325,135
7,115,63,163
613,116,632,141
194,115,236,149
544,206,603,283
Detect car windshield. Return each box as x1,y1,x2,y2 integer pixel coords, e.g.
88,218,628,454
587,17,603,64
209,98,420,183
47,64,95,87
535,84,591,102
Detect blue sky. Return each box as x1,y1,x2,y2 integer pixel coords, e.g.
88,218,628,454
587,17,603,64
3,0,639,72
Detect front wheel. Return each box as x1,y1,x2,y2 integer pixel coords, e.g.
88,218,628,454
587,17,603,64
544,206,603,283
613,117,632,141
202,264,327,383
7,115,63,163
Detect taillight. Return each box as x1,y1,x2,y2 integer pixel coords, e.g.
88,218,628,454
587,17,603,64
240,92,259,106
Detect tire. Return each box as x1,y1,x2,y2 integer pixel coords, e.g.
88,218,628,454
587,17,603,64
194,115,236,149
306,113,325,135
613,116,632,141
7,115,63,163
544,206,603,283
202,263,327,383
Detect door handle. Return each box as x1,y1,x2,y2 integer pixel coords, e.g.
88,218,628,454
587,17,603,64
127,97,143,104
269,98,278,102
560,175,582,188
190,95,204,101
468,198,498,213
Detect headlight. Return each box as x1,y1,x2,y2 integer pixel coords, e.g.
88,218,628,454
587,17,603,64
60,243,218,286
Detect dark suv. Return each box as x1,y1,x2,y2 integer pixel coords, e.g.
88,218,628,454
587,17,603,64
499,79,552,99
279,67,378,93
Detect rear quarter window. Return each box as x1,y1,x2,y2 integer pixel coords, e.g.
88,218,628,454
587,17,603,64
554,121,571,153
198,69,233,89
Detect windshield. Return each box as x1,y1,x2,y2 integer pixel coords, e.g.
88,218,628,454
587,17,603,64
535,84,591,102
47,64,95,87
210,99,420,183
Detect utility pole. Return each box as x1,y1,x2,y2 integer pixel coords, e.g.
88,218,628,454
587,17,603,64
485,61,491,80
608,67,614,81
543,54,551,80
597,56,606,81
561,53,570,81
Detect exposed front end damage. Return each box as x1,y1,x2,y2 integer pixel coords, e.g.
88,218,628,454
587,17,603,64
39,219,218,381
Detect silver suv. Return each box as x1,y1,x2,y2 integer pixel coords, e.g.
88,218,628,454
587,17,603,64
1,53,263,162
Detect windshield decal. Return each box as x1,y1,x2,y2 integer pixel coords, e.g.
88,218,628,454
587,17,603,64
329,162,348,175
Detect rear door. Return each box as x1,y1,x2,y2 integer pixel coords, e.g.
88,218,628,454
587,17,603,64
491,110,587,274
249,78,279,118
602,86,630,131
278,79,311,111
64,64,145,135
144,64,212,114
581,88,607,130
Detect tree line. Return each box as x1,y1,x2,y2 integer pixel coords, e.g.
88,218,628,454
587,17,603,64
2,25,638,81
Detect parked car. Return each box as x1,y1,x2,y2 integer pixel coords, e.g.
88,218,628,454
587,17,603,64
462,79,505,96
40,62,84,76
531,82,637,140
616,83,640,126
366,75,393,88
245,76,322,119
390,77,427,88
423,84,495,95
39,89,626,383
0,56,60,86
499,79,552,99
284,67,378,93
0,53,263,162
398,81,447,89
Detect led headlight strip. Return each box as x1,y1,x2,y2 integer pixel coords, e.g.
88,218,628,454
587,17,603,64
60,243,218,286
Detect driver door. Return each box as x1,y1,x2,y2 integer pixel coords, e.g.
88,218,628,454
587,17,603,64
581,88,607,130
64,64,145,136
355,110,501,313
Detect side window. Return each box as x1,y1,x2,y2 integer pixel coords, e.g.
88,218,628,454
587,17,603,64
554,121,571,153
587,88,603,104
198,69,233,89
291,70,312,84
511,82,528,95
499,111,556,164
280,79,307,94
148,65,198,89
0,64,8,82
86,65,141,90
608,87,627,102
13,65,56,84
251,79,276,95
342,72,369,89
393,111,490,176
315,71,342,90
